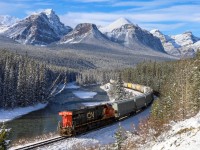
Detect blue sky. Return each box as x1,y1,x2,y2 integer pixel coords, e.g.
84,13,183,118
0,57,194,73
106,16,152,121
0,0,200,36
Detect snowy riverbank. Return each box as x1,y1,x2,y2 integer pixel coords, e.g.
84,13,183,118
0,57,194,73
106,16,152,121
0,82,70,123
0,103,48,122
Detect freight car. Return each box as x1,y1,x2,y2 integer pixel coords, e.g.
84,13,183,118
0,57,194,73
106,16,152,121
58,82,153,136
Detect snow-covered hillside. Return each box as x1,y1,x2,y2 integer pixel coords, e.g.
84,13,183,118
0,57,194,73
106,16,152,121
141,111,200,150
150,29,200,57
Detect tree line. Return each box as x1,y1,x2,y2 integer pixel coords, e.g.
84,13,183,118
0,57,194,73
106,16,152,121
122,53,200,122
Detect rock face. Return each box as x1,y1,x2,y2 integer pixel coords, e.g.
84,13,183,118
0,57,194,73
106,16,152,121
150,29,200,57
4,9,72,45
60,23,109,44
100,18,165,53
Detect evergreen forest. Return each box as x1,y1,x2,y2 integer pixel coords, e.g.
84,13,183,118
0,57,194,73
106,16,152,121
0,50,76,109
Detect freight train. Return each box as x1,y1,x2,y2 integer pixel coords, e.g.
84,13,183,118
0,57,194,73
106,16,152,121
58,82,154,136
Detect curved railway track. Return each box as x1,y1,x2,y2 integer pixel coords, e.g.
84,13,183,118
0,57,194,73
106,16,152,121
12,84,154,150
12,101,153,150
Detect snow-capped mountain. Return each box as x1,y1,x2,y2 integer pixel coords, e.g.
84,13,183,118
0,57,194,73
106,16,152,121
4,9,72,45
150,29,200,56
60,23,109,44
99,17,132,33
101,18,165,53
0,15,19,33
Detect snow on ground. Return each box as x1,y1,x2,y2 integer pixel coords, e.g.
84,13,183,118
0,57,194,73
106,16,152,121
0,103,48,122
100,83,110,92
140,112,200,150
37,106,151,150
65,82,80,89
73,91,97,99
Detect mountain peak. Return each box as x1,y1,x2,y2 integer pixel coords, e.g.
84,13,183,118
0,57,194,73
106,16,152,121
43,9,54,15
113,17,132,25
150,29,161,33
60,23,108,44
100,17,132,33
30,9,55,18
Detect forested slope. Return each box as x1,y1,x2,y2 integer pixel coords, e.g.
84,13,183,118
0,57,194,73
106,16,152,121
0,50,76,109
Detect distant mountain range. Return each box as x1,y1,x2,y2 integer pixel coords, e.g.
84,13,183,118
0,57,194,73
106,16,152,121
0,9,199,57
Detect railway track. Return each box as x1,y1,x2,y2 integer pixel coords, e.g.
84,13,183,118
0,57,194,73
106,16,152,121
12,136,66,150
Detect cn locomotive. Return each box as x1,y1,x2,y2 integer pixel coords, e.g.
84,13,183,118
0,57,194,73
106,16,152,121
58,82,154,136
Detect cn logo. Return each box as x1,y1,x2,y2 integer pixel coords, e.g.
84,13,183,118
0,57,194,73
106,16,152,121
87,111,94,119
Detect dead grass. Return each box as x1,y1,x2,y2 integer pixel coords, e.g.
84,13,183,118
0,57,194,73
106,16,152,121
175,127,195,135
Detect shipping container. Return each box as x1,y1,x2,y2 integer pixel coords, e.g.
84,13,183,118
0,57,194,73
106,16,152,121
112,99,137,118
134,95,146,109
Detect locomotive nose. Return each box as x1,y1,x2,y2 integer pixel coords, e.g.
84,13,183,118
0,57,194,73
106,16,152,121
59,111,73,128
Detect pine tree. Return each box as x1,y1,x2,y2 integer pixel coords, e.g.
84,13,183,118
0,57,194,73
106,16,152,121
115,73,125,101
114,124,127,150
0,124,9,150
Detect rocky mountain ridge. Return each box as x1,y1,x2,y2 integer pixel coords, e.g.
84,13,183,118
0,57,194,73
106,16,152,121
0,9,199,57
150,29,200,57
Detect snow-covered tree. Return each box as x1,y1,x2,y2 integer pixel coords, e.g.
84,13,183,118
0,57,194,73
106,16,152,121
115,73,125,101
114,124,127,150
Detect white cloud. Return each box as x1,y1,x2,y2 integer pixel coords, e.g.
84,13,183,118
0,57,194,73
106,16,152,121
59,3,200,33
59,12,122,27
0,2,29,15
59,4,200,26
60,12,186,33
140,23,186,32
